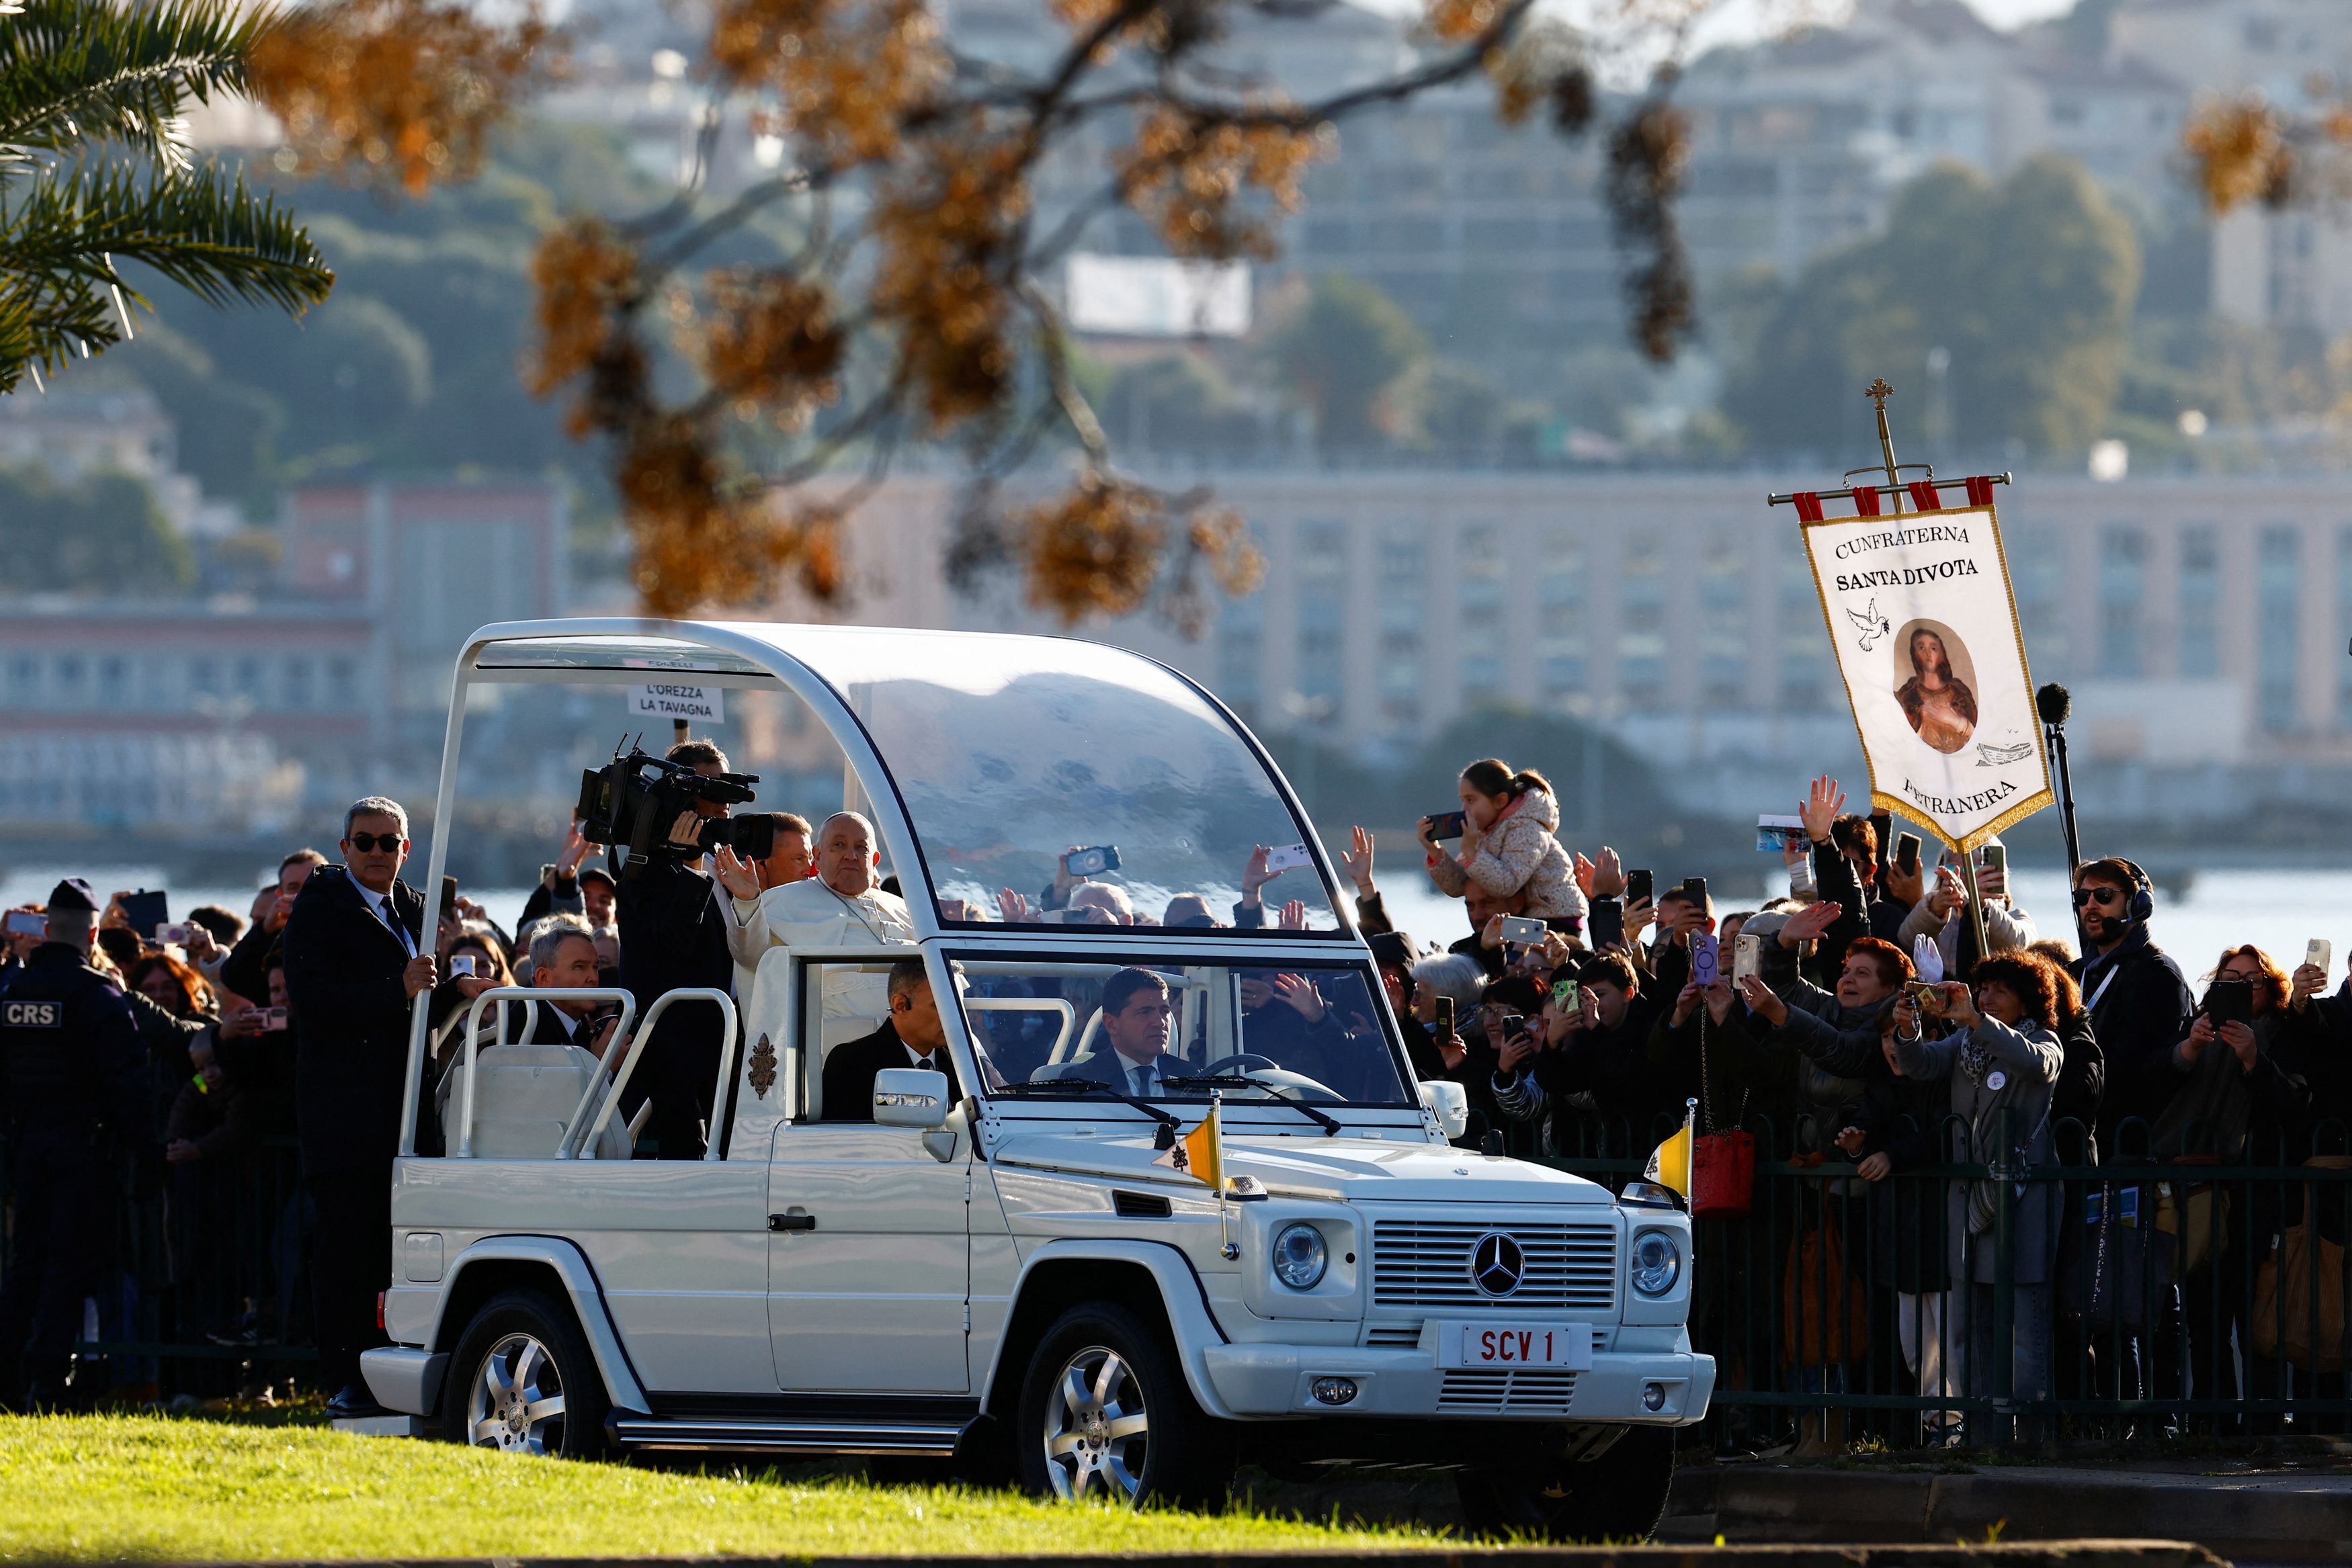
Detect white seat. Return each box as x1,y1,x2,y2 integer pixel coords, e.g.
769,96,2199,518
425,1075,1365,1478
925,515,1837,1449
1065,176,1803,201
442,1042,631,1160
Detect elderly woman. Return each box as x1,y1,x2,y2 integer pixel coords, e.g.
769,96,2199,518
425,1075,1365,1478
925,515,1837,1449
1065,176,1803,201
1892,950,2066,1434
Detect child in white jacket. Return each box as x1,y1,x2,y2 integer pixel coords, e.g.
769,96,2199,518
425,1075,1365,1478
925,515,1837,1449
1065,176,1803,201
1419,758,1588,925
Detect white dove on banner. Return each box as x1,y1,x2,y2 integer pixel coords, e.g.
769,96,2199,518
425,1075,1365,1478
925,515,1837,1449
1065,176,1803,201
1845,597,1891,653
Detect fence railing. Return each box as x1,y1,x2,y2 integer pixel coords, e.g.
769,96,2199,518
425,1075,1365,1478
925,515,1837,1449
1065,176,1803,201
0,1131,315,1401
1534,1106,2352,1447
12,1105,2352,1438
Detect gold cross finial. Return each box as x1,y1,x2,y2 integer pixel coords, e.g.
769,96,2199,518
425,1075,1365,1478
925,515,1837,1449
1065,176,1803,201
1865,378,1894,410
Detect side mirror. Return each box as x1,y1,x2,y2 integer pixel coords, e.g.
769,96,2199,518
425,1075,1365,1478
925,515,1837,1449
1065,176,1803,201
874,1068,951,1129
1419,1079,1469,1139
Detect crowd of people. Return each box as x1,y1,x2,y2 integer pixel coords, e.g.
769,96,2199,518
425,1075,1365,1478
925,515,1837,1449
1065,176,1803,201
5,734,2352,1448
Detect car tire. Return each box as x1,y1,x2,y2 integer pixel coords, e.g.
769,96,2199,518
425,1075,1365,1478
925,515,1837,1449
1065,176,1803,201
1015,1302,1228,1508
440,1288,612,1460
1455,1425,1675,1542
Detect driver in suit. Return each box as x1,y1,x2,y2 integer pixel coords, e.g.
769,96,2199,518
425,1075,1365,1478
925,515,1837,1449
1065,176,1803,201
821,958,960,1121
1064,967,1178,1096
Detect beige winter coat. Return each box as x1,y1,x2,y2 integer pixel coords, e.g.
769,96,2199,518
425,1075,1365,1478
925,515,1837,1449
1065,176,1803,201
1426,787,1588,922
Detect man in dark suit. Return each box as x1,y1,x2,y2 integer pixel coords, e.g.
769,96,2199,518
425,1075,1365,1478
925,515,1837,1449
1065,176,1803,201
282,796,485,1419
521,916,620,1053
1062,967,1177,1096
822,958,958,1121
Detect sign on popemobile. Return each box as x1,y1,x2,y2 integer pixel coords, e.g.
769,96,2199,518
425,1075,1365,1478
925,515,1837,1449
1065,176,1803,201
1771,378,2054,958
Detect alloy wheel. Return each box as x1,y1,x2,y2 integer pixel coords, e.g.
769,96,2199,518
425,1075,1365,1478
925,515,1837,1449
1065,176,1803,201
464,1332,566,1454
1040,1342,1150,1501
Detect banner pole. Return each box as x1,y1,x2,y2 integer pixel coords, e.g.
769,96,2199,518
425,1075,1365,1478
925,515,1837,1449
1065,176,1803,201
1867,378,1903,512
1959,851,1992,977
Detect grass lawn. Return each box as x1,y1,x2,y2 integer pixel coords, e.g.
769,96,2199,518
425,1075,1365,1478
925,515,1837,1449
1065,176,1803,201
0,1415,1462,1560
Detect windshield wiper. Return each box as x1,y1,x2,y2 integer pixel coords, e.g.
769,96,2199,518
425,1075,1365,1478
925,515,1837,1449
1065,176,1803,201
1161,1075,1343,1137
993,1078,1183,1138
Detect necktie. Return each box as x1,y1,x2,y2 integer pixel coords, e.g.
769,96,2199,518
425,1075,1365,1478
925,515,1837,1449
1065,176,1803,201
1130,1063,1152,1097
372,892,415,957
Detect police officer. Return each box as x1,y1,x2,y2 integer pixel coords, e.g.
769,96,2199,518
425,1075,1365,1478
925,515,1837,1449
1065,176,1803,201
0,879,149,1409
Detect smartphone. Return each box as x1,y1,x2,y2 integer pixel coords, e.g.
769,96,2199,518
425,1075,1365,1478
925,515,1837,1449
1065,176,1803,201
1588,898,1624,950
1895,833,1922,877
1625,869,1654,906
1756,814,1805,853
1551,976,1581,1012
1426,811,1468,842
1261,843,1314,875
1690,932,1720,986
1978,842,2008,883
441,874,460,912
450,953,478,977
157,922,194,945
1433,995,1456,1035
2203,979,2253,1028
1497,914,1548,947
261,1006,290,1032
118,889,167,937
4,910,45,937
1064,844,1121,877
2308,939,2334,978
1498,1012,1526,1042
1904,979,1942,1017
1681,875,1708,908
1733,932,1762,985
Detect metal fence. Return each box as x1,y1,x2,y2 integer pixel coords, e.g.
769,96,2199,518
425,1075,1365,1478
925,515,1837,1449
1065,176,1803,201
0,1132,315,1401
1536,1107,2352,1448
10,1108,2352,1438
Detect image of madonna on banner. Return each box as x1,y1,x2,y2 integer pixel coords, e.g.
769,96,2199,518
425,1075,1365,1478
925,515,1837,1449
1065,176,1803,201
1799,494,2052,853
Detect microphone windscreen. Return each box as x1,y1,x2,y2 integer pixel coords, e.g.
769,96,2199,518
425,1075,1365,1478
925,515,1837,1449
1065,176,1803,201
2035,683,2071,726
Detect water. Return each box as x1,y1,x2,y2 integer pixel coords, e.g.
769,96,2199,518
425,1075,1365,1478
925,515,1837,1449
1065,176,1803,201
7,859,2347,992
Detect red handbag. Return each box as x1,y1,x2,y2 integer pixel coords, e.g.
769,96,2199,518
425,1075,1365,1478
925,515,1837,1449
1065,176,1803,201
1693,1129,1756,1218
1691,1014,1756,1218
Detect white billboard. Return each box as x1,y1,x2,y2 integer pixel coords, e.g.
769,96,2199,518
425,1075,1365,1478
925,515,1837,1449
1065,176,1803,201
1064,253,1251,338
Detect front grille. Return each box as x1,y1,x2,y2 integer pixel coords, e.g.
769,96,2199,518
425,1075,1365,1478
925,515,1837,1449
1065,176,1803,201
1438,1368,1579,1415
1365,1323,1423,1348
1372,1221,1618,1313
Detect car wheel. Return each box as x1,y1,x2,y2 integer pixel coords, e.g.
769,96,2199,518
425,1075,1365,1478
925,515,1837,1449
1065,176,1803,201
1455,1425,1675,1542
442,1289,610,1459
1015,1303,1224,1508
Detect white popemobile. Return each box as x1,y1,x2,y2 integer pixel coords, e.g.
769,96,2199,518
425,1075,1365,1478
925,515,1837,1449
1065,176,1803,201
358,619,1713,1538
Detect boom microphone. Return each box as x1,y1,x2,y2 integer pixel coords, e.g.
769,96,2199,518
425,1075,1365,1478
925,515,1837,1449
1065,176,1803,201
2035,683,2071,728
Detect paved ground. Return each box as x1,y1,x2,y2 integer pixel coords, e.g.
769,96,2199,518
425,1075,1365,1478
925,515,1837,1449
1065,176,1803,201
1664,1456,2352,1563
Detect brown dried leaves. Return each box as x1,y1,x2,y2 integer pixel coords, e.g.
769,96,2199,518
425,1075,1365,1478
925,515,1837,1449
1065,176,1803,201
874,130,1030,428
1118,105,1330,260
2183,96,2297,212
248,0,554,196
698,267,845,430
708,0,947,167
1019,474,1262,630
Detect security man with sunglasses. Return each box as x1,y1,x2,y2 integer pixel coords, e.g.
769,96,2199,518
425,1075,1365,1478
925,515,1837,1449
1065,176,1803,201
282,797,487,1420
2069,856,2192,1156
0,878,147,1409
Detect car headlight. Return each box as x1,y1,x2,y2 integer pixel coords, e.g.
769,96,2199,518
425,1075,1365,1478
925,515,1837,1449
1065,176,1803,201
1271,1222,1328,1290
1630,1230,1680,1297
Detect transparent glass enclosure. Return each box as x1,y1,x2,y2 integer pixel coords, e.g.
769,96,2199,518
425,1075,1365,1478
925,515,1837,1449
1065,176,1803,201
952,953,1411,1106
772,627,1341,932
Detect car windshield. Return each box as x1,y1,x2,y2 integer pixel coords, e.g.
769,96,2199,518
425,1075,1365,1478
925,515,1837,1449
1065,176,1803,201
768,627,1344,932
952,954,1413,1106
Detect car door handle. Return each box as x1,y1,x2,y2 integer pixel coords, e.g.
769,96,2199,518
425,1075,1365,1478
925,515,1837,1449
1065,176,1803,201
767,1212,816,1232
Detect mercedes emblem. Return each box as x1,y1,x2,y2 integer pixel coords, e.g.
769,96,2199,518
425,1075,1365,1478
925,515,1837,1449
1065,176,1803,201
1469,1231,1525,1297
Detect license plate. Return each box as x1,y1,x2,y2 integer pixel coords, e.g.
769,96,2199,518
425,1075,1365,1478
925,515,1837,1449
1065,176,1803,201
1436,1321,1593,1370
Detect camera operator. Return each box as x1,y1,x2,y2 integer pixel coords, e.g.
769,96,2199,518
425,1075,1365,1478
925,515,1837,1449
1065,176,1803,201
615,739,741,1160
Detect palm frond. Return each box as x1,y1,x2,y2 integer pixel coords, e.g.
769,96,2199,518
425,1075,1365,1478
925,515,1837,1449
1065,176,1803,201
0,159,332,392
0,0,274,164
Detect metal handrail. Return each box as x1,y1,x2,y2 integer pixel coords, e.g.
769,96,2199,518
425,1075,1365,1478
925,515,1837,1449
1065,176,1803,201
454,986,636,1160
568,987,741,1162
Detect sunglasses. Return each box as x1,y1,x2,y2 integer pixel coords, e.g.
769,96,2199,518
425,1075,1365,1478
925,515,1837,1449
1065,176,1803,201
2071,886,2123,908
346,832,405,854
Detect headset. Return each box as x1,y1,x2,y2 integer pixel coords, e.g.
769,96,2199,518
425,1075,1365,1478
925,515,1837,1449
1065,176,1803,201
2080,857,2155,924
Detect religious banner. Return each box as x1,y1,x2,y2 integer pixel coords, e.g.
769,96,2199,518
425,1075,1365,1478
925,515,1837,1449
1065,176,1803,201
1796,490,2052,853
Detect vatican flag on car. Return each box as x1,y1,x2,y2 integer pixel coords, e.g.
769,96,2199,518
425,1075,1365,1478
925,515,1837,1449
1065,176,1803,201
1644,1100,1695,1199
1157,1095,1227,1194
